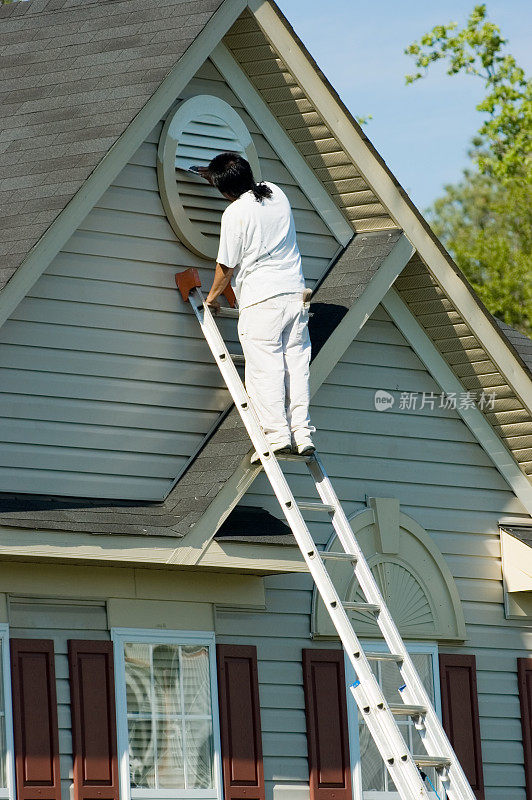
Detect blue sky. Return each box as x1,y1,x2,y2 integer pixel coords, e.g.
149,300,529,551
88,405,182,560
277,1,532,211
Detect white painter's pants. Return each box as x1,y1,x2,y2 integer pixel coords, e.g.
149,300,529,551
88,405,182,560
237,292,315,448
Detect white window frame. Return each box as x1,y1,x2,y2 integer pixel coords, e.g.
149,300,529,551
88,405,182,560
345,641,442,800
112,628,223,800
0,624,16,800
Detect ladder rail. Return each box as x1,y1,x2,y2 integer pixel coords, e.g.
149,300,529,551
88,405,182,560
179,275,477,800
187,288,433,800
309,453,476,800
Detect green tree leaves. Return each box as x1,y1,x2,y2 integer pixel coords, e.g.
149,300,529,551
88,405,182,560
406,5,531,334
428,174,532,335
405,4,531,182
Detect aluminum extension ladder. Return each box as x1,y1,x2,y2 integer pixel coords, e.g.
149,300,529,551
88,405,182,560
176,268,476,800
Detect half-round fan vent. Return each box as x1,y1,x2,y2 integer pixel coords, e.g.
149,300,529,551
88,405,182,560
157,95,261,260
346,558,435,633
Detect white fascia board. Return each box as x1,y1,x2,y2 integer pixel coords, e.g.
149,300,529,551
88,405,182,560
0,0,247,330
309,233,415,395
0,524,304,572
168,233,415,566
168,458,263,565
247,0,532,416
382,288,532,517
210,43,353,246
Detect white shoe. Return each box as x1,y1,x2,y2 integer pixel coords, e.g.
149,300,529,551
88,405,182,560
250,442,291,465
293,436,316,456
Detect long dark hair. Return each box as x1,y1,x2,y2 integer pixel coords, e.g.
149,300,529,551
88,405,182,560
208,152,272,202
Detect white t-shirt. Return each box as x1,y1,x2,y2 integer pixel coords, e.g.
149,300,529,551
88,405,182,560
216,181,305,310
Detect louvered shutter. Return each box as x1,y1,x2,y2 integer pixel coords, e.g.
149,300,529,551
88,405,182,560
216,644,265,800
10,639,61,800
439,654,485,799
518,658,532,800
302,649,352,800
68,641,119,800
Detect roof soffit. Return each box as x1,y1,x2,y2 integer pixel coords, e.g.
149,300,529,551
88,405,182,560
227,1,532,419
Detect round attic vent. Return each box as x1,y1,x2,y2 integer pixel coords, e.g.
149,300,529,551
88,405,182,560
157,94,261,260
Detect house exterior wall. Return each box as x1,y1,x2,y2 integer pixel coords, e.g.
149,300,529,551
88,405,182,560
0,301,529,800
0,188,529,800
0,23,530,800
0,57,340,502
223,302,532,800
0,563,264,800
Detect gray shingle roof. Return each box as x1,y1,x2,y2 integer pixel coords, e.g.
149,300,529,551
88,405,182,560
500,525,532,548
0,0,223,291
495,318,532,377
0,230,402,534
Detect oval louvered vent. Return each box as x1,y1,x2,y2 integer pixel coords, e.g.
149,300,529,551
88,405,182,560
157,95,261,260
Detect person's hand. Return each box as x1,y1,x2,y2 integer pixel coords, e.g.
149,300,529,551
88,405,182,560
206,298,221,314
197,167,213,185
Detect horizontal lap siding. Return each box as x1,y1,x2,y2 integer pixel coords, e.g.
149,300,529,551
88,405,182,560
224,304,531,800
394,260,532,479
0,59,339,501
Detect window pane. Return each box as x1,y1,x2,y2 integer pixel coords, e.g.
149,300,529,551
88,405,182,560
182,646,211,715
157,718,185,789
358,652,436,795
123,640,214,793
412,653,435,702
0,641,6,790
125,643,152,715
153,645,181,716
380,661,403,704
129,718,156,789
0,643,4,709
185,719,214,789
358,720,385,790
0,717,5,790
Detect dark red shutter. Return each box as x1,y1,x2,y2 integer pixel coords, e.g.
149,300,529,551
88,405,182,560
518,658,532,800
10,639,61,800
302,649,352,800
439,654,485,799
68,641,119,800
216,644,265,800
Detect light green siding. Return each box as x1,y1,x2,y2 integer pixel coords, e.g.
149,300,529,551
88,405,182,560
218,303,532,800
0,58,339,502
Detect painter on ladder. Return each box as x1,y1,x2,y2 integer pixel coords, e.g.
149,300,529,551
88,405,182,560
199,152,316,459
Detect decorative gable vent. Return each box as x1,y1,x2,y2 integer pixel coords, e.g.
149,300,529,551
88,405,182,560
312,497,466,641
157,95,261,260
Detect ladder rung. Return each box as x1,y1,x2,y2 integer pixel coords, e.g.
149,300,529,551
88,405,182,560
364,652,403,662
275,452,313,462
389,704,427,716
320,551,357,563
297,501,336,513
342,601,380,613
216,307,239,319
413,755,452,769
229,353,245,364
